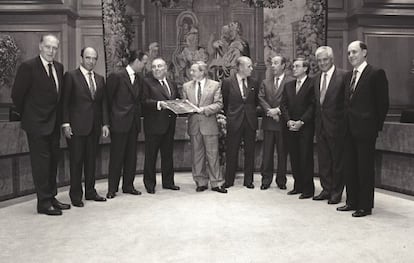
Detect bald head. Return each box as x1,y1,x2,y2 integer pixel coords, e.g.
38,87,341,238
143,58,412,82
348,40,367,68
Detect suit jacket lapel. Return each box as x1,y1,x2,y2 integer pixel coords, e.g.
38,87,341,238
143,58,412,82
188,80,197,104
231,75,243,99
76,69,93,100
200,79,212,106
122,69,136,97
351,64,371,100
324,69,337,104
276,76,287,98
314,73,321,104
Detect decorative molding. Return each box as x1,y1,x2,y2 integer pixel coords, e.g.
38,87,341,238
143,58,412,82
363,0,414,9
0,0,63,3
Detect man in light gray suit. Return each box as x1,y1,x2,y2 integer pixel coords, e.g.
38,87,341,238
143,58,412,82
182,61,227,193
259,55,294,190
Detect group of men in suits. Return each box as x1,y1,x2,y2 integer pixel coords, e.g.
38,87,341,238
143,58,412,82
258,41,389,217
12,33,388,218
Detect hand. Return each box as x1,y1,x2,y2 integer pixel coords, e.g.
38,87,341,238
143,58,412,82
267,108,279,118
102,125,110,138
294,120,304,130
159,101,168,109
63,126,73,139
196,107,204,114
271,115,280,122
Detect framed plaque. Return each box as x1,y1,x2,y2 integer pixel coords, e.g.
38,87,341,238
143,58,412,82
163,99,200,115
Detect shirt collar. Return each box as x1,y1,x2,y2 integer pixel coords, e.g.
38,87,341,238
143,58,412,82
236,73,246,83
79,65,92,76
197,78,206,87
355,61,368,74
126,65,135,76
297,75,307,84
274,73,285,82
323,65,335,78
39,55,52,68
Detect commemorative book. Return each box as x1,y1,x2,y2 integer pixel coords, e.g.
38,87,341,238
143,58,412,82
163,99,200,114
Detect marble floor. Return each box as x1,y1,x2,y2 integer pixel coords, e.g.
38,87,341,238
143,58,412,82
1,173,413,263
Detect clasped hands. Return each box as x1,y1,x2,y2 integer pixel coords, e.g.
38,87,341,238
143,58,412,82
287,120,304,132
266,107,281,122
63,125,110,139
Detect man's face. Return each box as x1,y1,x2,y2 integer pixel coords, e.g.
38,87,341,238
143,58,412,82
316,51,333,72
133,55,148,72
80,48,98,71
151,58,167,80
292,60,307,78
271,56,285,76
348,41,367,68
238,58,253,78
190,64,204,81
39,35,59,62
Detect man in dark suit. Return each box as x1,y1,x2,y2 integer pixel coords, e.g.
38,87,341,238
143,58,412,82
62,47,108,207
221,56,259,189
142,58,180,194
280,58,315,199
11,34,70,215
258,55,294,190
182,61,227,194
106,50,148,199
313,46,347,205
337,41,389,217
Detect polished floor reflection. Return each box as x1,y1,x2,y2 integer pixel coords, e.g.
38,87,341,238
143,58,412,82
1,173,413,263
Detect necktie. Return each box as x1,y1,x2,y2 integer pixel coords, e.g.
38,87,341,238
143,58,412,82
161,80,171,97
48,63,57,91
274,77,280,91
320,73,328,104
88,72,96,99
133,72,139,85
349,69,358,99
295,80,301,94
242,78,248,100
197,81,202,106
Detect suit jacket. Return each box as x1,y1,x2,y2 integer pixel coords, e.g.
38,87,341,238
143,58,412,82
142,75,180,135
12,56,64,135
259,74,295,131
314,68,346,138
62,68,108,136
106,68,142,133
344,64,389,139
280,77,315,130
221,75,259,133
182,79,223,136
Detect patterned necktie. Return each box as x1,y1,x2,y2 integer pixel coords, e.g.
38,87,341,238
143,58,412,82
197,81,202,106
295,80,301,94
242,78,248,100
88,72,96,99
48,63,57,91
274,77,280,91
349,69,358,99
320,73,328,104
161,80,171,98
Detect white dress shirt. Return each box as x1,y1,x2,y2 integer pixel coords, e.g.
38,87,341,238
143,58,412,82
39,55,59,90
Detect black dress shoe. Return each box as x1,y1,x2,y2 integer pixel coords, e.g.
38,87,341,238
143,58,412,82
352,209,372,217
106,192,116,199
328,198,341,205
277,185,287,190
146,189,155,194
52,199,71,210
163,185,180,190
38,206,62,216
196,186,208,192
223,183,233,189
212,186,228,193
244,183,254,189
287,189,301,195
336,204,356,211
313,192,330,201
86,194,107,202
260,184,270,190
123,188,142,195
72,201,84,207
299,193,313,199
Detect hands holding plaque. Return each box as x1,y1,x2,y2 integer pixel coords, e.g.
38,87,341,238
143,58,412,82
160,99,201,115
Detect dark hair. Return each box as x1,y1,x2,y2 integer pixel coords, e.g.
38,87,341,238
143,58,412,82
294,57,310,74
359,41,368,51
128,50,146,64
273,54,287,65
80,47,98,58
